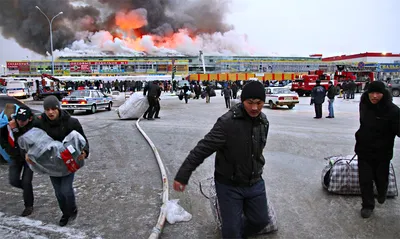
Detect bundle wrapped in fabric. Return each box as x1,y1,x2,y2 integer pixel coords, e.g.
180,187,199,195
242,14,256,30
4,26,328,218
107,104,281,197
116,93,149,119
322,155,398,196
18,128,86,177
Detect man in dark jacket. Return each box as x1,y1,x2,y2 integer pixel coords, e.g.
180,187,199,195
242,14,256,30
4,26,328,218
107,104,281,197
174,81,270,238
0,106,35,216
355,81,400,218
326,81,336,118
31,96,89,226
182,83,190,104
231,83,238,99
310,80,326,119
221,85,233,109
205,84,212,103
143,81,161,120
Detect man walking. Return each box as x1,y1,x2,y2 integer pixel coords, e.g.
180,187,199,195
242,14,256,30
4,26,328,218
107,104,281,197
0,106,35,216
221,85,233,109
32,96,89,226
174,81,271,238
310,79,326,119
143,81,161,120
355,81,400,218
326,81,336,118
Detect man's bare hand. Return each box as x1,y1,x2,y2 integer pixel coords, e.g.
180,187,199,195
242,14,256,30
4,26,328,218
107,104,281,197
173,180,186,192
77,151,87,161
25,154,34,165
8,119,17,129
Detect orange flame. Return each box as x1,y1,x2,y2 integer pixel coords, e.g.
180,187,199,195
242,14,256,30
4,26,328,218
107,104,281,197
113,10,196,52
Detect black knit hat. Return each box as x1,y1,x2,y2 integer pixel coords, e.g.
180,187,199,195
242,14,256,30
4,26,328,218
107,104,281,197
15,106,32,121
241,81,266,102
367,81,386,94
43,95,61,110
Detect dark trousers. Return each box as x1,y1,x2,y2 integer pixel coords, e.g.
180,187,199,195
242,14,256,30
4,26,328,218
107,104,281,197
233,92,237,99
314,104,322,118
50,173,76,216
358,156,391,209
215,179,269,239
184,94,189,103
147,96,157,118
154,99,160,118
224,97,231,109
9,159,34,207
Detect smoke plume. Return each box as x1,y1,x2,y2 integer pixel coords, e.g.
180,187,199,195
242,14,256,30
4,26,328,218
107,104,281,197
0,0,252,56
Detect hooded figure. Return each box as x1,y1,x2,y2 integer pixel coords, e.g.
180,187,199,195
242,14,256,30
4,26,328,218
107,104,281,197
355,81,400,218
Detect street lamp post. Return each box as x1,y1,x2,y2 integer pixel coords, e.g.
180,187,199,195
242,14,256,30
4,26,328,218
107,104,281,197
35,6,63,75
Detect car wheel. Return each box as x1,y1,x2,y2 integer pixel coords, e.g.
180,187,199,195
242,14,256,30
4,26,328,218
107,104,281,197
86,105,96,114
288,105,295,109
106,102,112,111
392,89,400,97
67,110,74,115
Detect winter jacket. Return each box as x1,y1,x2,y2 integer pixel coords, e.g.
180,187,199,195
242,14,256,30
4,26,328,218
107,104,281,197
221,88,232,99
327,85,336,99
355,90,400,159
175,103,269,186
311,85,326,104
33,110,89,157
0,120,34,163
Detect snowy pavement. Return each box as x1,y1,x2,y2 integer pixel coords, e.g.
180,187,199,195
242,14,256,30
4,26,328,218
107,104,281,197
0,93,399,238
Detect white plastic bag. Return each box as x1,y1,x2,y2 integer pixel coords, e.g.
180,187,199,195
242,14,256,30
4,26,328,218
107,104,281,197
18,128,86,177
116,93,149,119
161,199,192,224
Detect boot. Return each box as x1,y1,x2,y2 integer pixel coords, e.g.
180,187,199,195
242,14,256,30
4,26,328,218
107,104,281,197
21,206,33,217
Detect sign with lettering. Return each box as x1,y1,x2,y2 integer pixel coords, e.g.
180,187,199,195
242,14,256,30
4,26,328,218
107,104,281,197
380,63,400,72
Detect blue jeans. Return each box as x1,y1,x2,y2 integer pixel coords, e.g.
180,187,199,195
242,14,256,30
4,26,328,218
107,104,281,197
328,98,334,117
50,173,76,216
215,179,269,239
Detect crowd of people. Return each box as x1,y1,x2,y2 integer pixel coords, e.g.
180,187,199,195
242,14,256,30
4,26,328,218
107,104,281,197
0,77,399,238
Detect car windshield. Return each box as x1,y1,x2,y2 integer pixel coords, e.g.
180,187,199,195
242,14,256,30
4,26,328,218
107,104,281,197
272,88,291,94
70,90,90,97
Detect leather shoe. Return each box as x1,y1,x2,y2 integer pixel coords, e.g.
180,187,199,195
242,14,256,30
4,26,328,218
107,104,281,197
377,195,386,204
21,206,33,217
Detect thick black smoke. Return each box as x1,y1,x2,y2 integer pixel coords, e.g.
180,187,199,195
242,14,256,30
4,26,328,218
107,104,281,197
0,0,233,55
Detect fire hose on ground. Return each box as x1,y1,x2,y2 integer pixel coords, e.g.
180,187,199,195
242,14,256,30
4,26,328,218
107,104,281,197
135,118,169,239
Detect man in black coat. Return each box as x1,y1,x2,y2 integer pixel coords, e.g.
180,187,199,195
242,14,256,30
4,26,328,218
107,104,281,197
143,81,161,120
174,81,270,238
0,106,35,216
31,96,89,226
355,81,400,218
310,80,326,119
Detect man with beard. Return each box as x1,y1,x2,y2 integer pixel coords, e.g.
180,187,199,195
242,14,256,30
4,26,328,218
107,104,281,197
355,81,400,218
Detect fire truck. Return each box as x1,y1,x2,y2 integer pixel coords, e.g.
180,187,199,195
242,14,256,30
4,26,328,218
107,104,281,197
32,74,69,100
291,70,337,96
334,64,376,93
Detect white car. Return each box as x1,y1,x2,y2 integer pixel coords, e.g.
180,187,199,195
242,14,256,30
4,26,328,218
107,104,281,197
265,87,299,109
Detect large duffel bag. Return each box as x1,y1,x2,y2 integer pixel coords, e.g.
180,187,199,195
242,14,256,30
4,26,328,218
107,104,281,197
199,177,278,234
322,155,398,196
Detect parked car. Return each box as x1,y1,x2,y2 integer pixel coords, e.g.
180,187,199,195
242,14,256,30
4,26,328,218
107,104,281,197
388,78,400,97
61,89,113,114
265,87,299,109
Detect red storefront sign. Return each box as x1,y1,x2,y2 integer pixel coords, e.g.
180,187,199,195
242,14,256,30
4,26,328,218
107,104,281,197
91,61,128,65
6,62,30,68
70,62,91,72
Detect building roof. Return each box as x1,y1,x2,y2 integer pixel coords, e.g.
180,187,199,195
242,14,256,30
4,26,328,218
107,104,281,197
322,52,400,62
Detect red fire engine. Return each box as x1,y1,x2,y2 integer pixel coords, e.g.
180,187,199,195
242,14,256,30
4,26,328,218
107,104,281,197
334,65,376,93
291,70,337,96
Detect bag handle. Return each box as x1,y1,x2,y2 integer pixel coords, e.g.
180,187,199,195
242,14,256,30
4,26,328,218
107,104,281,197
347,154,357,165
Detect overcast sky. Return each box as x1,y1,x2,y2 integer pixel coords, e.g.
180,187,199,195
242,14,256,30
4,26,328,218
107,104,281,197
1,0,399,66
